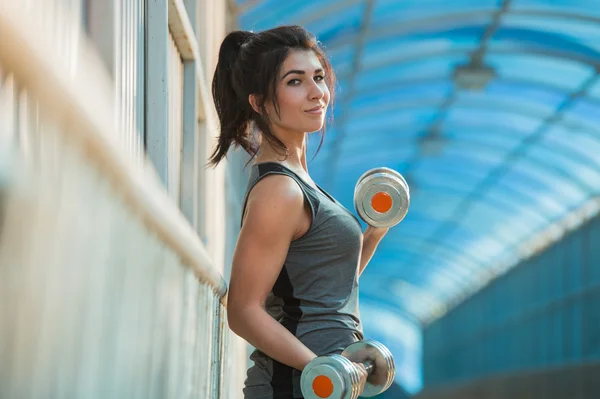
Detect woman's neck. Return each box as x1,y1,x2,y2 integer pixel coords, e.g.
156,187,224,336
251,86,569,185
255,134,309,174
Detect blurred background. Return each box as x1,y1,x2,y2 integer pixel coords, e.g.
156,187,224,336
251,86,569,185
1,0,599,398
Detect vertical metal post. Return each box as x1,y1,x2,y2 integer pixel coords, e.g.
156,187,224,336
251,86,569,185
179,0,199,229
211,302,224,399
137,0,147,146
85,0,116,78
145,0,169,186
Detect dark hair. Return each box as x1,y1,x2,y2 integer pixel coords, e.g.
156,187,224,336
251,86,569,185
208,25,335,166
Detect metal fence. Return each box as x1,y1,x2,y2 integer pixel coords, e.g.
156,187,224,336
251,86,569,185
416,362,600,399
114,0,146,164
0,1,236,397
422,204,600,390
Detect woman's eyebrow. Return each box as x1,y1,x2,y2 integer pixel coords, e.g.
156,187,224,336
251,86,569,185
280,68,325,80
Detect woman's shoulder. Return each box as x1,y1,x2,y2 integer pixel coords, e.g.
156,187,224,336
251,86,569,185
243,173,309,238
248,171,305,204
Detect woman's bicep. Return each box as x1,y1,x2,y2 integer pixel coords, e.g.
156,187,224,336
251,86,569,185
228,177,305,310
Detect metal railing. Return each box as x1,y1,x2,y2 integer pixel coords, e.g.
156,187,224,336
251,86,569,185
0,1,235,397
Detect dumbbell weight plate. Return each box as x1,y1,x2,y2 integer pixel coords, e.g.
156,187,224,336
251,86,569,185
341,340,396,397
354,167,410,228
359,167,409,188
301,354,358,399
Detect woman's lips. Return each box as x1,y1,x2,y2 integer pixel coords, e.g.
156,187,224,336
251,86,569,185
305,106,324,115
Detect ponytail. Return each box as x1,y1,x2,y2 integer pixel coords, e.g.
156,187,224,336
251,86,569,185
209,26,335,167
209,31,256,166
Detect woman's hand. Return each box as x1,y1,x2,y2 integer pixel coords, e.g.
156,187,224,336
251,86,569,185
353,362,369,394
364,225,389,241
358,226,389,275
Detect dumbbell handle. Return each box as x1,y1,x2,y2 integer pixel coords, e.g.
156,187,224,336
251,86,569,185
358,359,374,375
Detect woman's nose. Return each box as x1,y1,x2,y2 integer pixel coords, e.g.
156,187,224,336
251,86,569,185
309,81,325,100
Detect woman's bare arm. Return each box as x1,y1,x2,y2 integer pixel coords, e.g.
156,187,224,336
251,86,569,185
358,226,388,275
227,175,316,371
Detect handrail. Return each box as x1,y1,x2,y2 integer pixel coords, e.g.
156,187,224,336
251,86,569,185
0,1,228,301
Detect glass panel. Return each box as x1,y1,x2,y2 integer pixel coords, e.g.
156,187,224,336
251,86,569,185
442,230,507,259
440,136,596,195
458,82,566,110
486,79,568,107
563,97,600,126
241,0,364,37
542,124,600,169
480,182,562,221
486,53,595,91
501,14,600,52
345,109,437,135
408,191,464,217
453,95,556,119
354,55,468,91
334,147,414,170
418,185,541,231
558,112,600,137
444,128,526,148
372,0,499,26
361,33,479,71
497,160,586,204
413,155,495,179
461,201,538,239
334,80,351,97
436,147,584,205
587,78,600,100
445,107,543,131
339,128,421,153
412,170,499,197
388,221,444,239
442,141,516,163
304,1,366,43
511,0,600,16
528,146,599,192
278,0,345,26
326,43,355,77
350,82,452,109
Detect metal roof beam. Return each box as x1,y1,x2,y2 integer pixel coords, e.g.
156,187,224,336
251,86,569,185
373,242,484,277
337,143,596,195
336,46,600,81
350,97,553,121
333,112,600,155
405,195,543,239
378,234,492,272
337,134,598,193
324,9,600,50
406,72,600,268
348,75,600,105
323,0,375,187
369,244,492,286
408,185,550,223
388,1,512,204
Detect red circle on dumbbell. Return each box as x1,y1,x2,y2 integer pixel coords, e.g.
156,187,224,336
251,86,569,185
312,375,334,397
371,191,392,213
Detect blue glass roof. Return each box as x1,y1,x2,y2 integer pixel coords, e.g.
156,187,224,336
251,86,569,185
236,0,600,392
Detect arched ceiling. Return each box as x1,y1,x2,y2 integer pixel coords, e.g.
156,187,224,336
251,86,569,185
234,0,600,328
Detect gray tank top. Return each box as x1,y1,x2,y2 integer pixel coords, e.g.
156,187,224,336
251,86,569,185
241,162,365,398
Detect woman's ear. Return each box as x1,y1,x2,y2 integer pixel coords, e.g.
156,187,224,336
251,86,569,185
248,94,261,114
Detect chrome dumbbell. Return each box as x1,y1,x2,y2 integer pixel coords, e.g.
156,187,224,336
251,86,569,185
354,167,410,228
300,340,395,399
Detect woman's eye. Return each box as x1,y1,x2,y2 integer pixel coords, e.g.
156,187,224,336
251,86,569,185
315,75,325,82
287,79,301,86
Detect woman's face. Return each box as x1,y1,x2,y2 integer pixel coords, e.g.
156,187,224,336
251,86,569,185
266,49,331,136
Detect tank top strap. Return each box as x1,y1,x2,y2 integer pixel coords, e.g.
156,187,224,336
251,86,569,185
241,162,320,227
